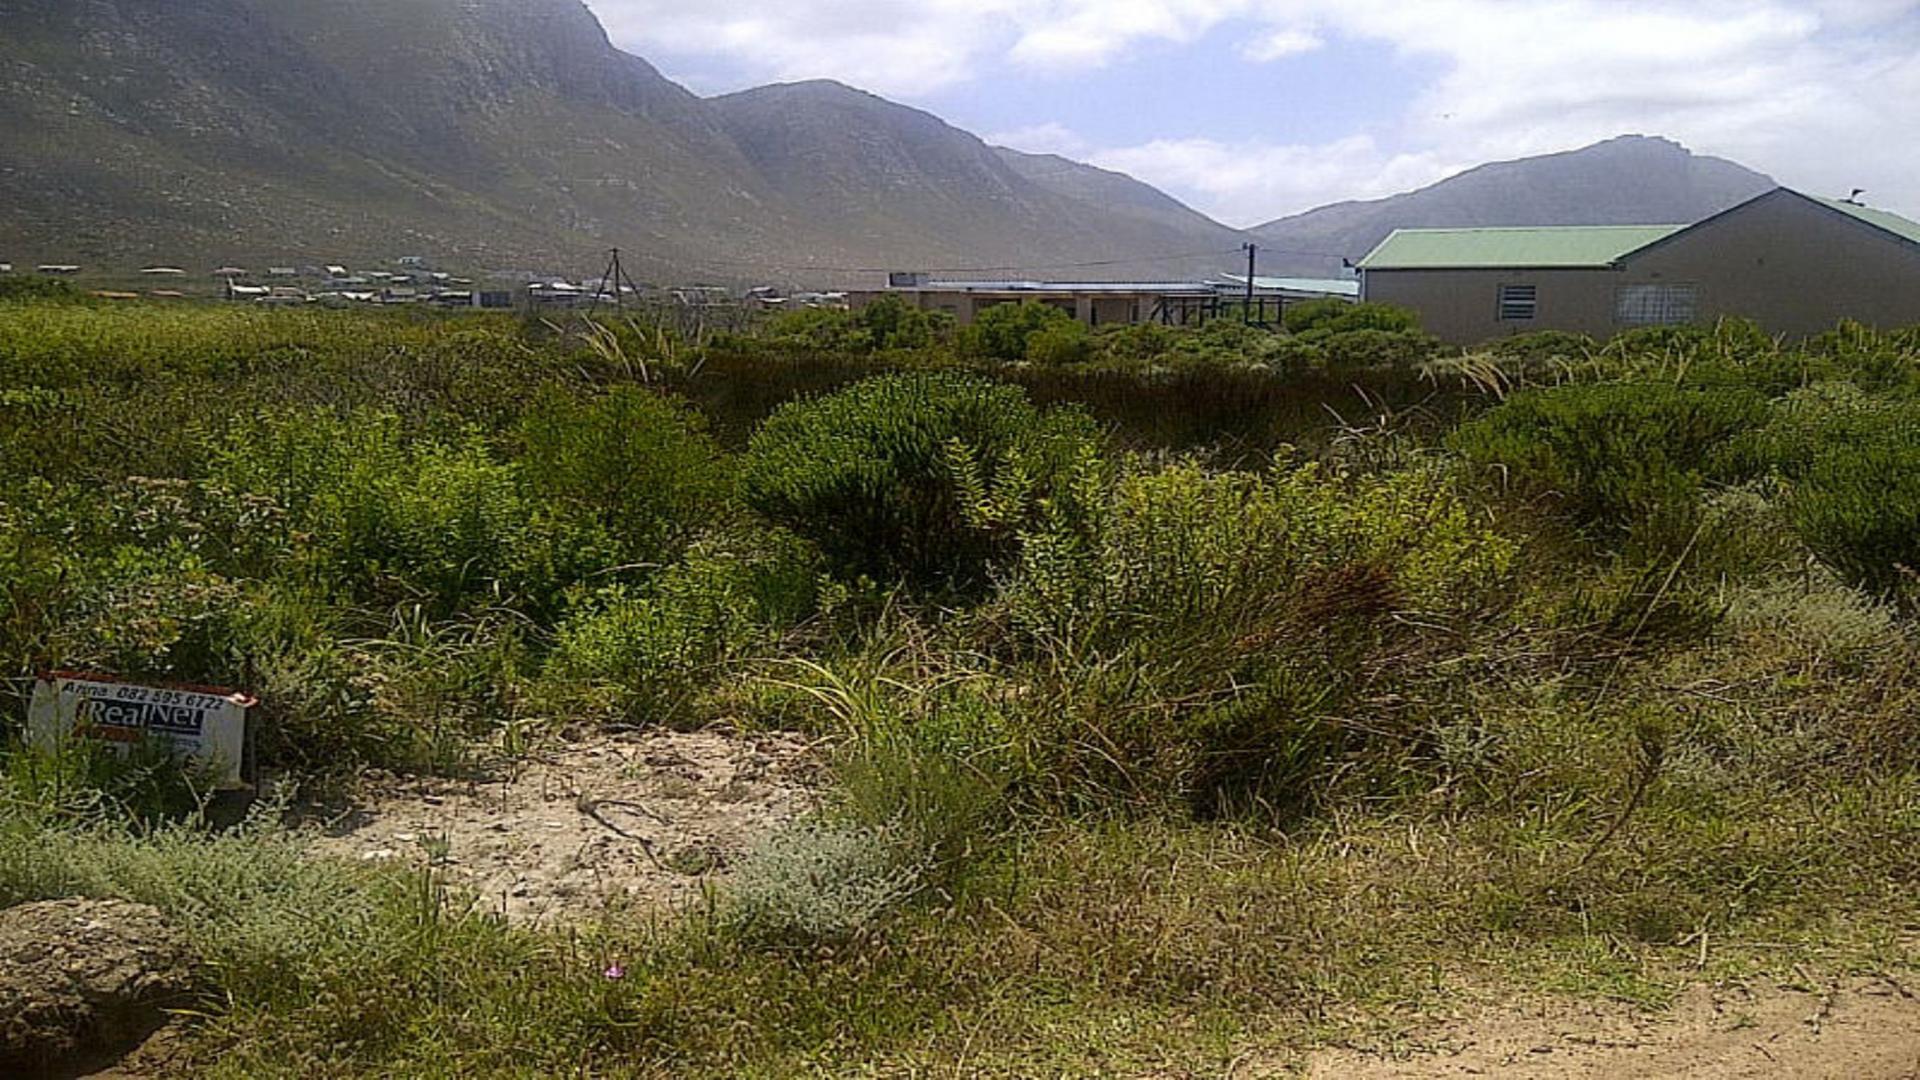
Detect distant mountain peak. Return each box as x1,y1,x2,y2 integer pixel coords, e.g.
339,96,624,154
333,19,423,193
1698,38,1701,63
1248,135,1776,276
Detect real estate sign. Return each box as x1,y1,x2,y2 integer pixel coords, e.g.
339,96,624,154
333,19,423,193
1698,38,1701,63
28,672,254,789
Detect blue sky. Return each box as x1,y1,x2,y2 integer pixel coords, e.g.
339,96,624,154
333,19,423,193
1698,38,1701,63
585,1,1920,227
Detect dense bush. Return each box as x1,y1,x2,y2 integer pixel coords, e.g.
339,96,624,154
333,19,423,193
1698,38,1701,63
1005,456,1514,814
1311,328,1444,371
741,372,1101,589
1450,381,1770,542
1752,386,1920,595
1283,300,1417,336
1782,434,1920,596
516,386,731,566
1480,329,1596,362
959,300,1076,362
543,529,822,723
0,276,79,302
766,295,952,354
1023,319,1093,366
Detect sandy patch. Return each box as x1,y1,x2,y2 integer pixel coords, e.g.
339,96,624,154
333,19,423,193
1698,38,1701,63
1300,976,1920,1079
305,730,821,924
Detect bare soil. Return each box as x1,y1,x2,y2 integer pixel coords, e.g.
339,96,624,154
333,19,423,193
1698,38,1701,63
1301,976,1920,1079
305,730,821,923
0,898,194,1080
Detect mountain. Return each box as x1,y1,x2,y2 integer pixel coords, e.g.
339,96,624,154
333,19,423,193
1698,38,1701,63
0,0,1243,281
706,81,1248,277
0,2,1786,287
1248,136,1778,277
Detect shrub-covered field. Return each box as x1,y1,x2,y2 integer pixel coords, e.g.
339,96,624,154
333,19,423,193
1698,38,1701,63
4,293,1920,1075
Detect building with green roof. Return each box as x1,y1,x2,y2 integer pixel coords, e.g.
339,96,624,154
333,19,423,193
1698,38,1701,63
1359,188,1920,343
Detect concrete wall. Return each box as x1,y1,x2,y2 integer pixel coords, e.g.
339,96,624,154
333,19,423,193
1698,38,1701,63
1362,267,1623,344
1363,191,1920,344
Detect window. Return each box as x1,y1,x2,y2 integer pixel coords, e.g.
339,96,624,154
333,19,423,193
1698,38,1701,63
1497,284,1537,322
1616,284,1698,326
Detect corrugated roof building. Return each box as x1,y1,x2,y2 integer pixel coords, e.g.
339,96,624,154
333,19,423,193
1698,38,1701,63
1358,188,1920,343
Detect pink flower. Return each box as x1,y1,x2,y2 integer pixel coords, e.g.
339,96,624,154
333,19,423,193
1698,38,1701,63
604,963,626,981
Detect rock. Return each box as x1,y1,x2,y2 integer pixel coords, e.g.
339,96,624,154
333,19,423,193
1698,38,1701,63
0,898,195,1077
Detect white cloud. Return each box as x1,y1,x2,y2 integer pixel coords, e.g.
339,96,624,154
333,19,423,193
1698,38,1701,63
1085,135,1464,225
587,0,1026,94
584,0,1920,222
1239,27,1323,62
984,122,1096,159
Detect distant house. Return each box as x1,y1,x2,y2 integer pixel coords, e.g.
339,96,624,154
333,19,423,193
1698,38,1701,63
324,265,348,278
267,267,298,278
37,265,80,275
1357,187,1920,343
140,266,186,276
0,263,14,274
212,266,249,277
854,273,1353,328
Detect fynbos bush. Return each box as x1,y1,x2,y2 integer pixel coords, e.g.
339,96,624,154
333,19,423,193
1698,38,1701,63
741,372,1101,590
728,819,921,944
1449,381,1769,543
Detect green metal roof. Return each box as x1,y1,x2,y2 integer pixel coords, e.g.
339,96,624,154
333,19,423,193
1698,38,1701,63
1810,195,1920,247
1357,225,1686,270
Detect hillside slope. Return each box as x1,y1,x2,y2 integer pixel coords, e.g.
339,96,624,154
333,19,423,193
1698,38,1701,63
0,0,1243,280
1249,136,1777,276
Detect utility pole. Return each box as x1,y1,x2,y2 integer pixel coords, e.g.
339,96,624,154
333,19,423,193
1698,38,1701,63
1242,242,1258,324
588,247,638,316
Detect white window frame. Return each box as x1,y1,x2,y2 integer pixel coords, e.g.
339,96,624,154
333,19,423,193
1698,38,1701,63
1615,283,1699,327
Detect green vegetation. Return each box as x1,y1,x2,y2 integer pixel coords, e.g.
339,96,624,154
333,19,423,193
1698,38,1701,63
4,295,1920,1075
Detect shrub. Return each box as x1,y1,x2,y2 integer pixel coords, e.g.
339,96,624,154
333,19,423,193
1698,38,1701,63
728,819,922,945
1780,431,1920,596
516,386,731,564
1010,456,1515,646
0,276,79,302
1024,320,1093,366
1481,330,1596,363
765,295,952,354
1741,385,1920,594
1092,322,1181,364
959,301,1076,362
1449,381,1770,542
543,530,821,724
741,372,1102,590
1283,300,1416,336
1312,328,1443,371
1801,320,1920,394
1005,457,1516,815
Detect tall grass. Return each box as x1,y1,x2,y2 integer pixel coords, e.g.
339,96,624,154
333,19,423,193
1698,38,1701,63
5,298,1920,1073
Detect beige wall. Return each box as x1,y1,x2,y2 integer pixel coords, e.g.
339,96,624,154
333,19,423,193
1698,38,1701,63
1624,192,1920,338
1364,191,1920,344
1363,267,1622,344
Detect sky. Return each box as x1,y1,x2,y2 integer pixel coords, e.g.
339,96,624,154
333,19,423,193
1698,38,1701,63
583,1,1920,228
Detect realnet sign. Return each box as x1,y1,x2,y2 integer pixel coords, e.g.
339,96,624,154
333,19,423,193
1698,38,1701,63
29,672,255,789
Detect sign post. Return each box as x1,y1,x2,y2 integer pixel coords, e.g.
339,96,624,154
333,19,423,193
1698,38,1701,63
27,672,256,790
